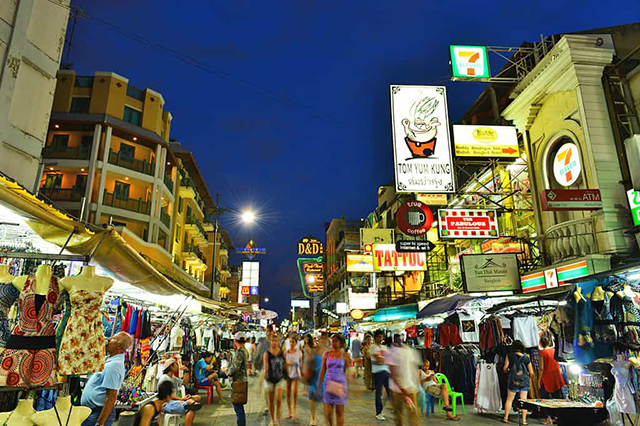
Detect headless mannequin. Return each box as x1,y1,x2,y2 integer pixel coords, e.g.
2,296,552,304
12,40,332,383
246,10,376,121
13,264,52,294
31,395,91,426
59,265,113,294
574,286,586,303
0,265,15,284
0,398,36,425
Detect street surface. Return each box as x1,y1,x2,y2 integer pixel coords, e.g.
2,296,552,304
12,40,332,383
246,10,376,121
133,375,514,426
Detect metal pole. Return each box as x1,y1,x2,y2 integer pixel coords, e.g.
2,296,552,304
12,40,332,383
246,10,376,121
211,193,220,300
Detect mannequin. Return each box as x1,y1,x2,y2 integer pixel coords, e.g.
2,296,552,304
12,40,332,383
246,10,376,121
31,395,91,426
0,265,15,284
57,266,113,376
591,286,605,302
59,265,113,293
574,286,587,303
0,398,36,425
13,264,52,294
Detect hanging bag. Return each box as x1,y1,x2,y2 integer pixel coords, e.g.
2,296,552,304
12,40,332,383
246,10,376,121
509,354,529,388
231,381,248,405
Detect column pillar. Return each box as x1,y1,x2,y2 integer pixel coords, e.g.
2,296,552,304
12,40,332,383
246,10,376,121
94,125,112,224
83,123,102,221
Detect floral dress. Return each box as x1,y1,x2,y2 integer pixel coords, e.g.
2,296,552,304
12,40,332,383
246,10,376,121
0,274,59,387
57,289,106,375
0,284,20,348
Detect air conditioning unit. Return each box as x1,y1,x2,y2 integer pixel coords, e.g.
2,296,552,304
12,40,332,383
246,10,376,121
625,135,640,191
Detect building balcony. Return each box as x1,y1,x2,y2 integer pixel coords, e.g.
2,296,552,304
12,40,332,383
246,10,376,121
160,209,171,228
185,217,208,243
544,217,598,264
42,146,90,160
108,149,155,176
163,175,174,193
102,190,151,215
40,186,85,202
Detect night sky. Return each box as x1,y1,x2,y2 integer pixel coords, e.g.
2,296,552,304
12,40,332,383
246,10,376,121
66,0,638,318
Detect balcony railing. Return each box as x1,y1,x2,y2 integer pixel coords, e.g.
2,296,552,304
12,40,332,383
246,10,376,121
108,149,155,176
180,177,206,212
163,175,174,192
40,186,85,202
42,146,90,160
102,190,151,215
544,217,598,264
186,217,208,241
160,209,171,228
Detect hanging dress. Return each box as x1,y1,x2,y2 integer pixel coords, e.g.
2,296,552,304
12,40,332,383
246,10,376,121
0,274,59,387
57,289,106,375
0,284,20,348
611,360,636,414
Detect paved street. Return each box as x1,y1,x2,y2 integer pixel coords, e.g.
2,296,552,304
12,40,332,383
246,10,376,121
145,376,512,426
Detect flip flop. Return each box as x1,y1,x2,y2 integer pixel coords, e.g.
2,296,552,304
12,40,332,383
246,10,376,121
501,419,509,423
447,416,460,421
443,406,454,412
285,414,293,419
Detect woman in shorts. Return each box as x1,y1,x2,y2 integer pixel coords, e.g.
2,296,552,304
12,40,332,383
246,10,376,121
264,334,286,426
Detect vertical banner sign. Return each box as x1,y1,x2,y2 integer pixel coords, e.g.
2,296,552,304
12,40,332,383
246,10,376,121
296,236,325,297
390,85,455,193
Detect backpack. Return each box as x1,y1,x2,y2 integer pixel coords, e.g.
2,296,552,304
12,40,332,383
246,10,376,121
509,354,529,388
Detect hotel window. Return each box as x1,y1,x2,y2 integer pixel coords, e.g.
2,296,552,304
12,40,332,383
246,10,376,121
178,197,183,213
119,143,135,162
123,106,142,126
75,174,87,191
50,134,69,151
175,224,181,242
114,181,130,199
70,97,91,113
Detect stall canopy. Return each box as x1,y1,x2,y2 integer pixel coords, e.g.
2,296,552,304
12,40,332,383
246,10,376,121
365,303,417,322
417,294,475,318
0,173,247,312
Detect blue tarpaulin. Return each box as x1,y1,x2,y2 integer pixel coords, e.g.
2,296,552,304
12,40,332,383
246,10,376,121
417,294,475,318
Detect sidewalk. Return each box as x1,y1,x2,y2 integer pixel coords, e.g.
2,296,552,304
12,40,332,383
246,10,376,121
159,375,507,426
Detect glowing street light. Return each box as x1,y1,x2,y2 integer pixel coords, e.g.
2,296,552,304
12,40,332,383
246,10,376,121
306,275,316,284
241,210,256,224
264,297,270,303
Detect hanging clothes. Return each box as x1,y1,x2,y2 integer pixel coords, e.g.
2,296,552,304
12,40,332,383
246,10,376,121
512,316,539,348
474,361,502,413
0,284,20,348
55,291,71,353
438,323,463,347
58,288,107,375
459,313,480,343
0,274,60,387
611,359,636,414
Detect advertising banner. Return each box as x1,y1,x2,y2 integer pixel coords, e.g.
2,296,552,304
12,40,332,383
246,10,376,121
460,253,520,293
396,200,433,236
346,254,375,273
438,209,499,239
450,45,490,80
540,189,603,211
360,228,394,247
390,85,454,193
520,260,590,293
416,193,448,205
372,244,427,272
348,288,377,310
453,125,519,157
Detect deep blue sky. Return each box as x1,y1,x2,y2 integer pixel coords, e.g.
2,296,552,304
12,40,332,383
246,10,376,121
67,0,638,318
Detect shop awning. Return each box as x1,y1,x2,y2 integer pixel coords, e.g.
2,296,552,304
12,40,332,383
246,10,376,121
0,174,248,312
364,303,417,322
417,294,475,318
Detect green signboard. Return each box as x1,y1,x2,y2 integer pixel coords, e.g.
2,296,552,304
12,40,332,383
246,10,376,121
450,45,490,80
627,189,640,226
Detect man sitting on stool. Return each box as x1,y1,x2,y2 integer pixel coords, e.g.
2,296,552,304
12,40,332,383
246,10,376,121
420,360,460,421
158,358,202,426
194,351,226,403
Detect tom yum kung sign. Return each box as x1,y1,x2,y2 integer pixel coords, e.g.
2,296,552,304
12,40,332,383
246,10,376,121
390,85,455,193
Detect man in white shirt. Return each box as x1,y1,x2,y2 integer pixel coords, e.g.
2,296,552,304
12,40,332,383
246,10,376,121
419,360,459,421
386,334,421,426
158,358,202,426
370,330,391,421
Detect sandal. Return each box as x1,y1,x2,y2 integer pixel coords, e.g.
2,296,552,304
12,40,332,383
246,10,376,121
501,419,509,423
447,416,461,421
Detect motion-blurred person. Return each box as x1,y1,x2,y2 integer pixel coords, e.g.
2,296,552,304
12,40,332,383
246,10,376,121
362,334,374,390
419,360,459,421
351,334,362,378
285,334,303,420
371,330,391,421
317,334,350,426
246,336,257,376
194,352,226,403
539,336,565,425
264,333,286,426
304,334,324,426
387,334,421,426
255,324,275,415
502,340,535,424
229,332,249,426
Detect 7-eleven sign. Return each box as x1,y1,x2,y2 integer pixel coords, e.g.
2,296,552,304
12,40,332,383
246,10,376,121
553,143,581,186
450,45,490,79
544,269,559,289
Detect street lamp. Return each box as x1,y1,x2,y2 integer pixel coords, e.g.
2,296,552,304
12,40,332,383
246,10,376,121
210,193,257,299
264,297,270,303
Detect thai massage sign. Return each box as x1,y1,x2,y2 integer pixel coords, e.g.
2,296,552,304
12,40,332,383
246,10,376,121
553,142,581,186
390,85,455,193
372,244,427,272
438,209,499,239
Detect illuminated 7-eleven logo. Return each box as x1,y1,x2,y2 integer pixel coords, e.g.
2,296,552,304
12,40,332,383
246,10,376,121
451,45,490,79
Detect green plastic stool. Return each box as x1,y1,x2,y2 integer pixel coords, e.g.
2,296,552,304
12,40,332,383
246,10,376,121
435,373,465,417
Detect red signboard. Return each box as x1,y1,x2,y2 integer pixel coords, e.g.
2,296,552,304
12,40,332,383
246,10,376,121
396,201,433,236
241,286,250,295
540,189,603,211
438,209,499,239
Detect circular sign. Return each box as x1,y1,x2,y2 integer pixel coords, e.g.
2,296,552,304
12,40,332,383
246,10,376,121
350,309,364,320
553,142,581,186
396,201,433,236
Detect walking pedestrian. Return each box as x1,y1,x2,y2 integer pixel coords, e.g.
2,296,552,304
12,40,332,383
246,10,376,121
538,336,565,425
229,332,249,426
264,333,286,426
304,334,324,426
317,333,350,426
255,324,275,415
387,334,421,426
362,334,374,391
245,336,256,376
285,334,303,420
351,334,362,378
370,330,391,421
502,340,535,425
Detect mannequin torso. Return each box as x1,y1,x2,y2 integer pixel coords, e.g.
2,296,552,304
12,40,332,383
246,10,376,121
59,265,113,294
31,396,91,426
13,264,52,294
0,399,36,425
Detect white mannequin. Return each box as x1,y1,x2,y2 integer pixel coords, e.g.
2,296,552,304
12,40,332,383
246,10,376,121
13,264,52,294
31,395,91,426
59,265,113,293
0,265,15,284
0,398,36,425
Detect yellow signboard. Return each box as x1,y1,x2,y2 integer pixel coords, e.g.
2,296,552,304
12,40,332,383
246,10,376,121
416,193,448,206
346,254,375,273
453,125,519,158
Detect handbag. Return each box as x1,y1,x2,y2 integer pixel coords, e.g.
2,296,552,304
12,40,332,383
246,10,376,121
325,380,345,398
231,382,248,405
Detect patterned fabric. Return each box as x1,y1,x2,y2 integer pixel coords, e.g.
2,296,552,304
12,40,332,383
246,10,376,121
0,284,20,348
55,291,71,353
58,289,106,375
0,274,59,387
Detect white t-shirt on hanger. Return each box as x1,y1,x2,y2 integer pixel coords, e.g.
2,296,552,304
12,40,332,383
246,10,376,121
459,313,480,343
170,326,185,349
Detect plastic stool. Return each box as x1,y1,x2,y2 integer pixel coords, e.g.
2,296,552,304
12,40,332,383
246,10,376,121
162,413,184,426
195,384,213,405
426,394,436,416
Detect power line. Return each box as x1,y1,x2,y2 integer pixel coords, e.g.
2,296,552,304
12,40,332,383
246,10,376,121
42,0,338,122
